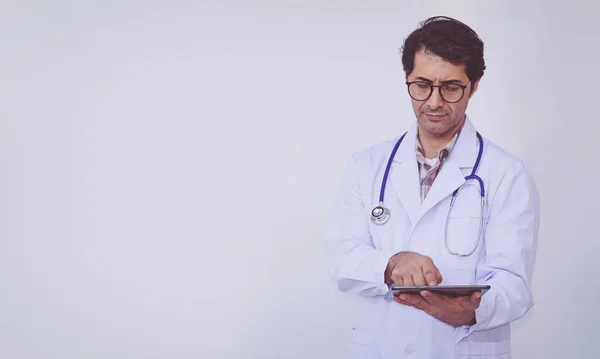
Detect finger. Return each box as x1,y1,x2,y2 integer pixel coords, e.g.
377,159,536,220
403,293,435,313
394,295,412,306
436,270,443,284
422,260,442,286
393,276,404,287
422,268,438,286
403,273,415,287
420,290,445,306
391,267,406,286
469,291,482,307
398,293,422,306
411,270,427,286
393,293,413,305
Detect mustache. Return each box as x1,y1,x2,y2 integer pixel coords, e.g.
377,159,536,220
422,109,447,115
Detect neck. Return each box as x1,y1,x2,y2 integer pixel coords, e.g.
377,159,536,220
418,117,465,159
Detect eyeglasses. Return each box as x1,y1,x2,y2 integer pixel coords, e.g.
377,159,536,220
406,81,469,103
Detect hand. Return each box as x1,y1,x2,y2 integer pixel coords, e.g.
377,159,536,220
384,251,443,286
394,290,481,327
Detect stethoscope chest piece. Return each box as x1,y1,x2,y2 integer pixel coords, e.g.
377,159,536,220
371,205,390,225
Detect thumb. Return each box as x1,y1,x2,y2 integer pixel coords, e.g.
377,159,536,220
470,291,482,305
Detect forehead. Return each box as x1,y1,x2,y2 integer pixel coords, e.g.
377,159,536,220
409,49,468,82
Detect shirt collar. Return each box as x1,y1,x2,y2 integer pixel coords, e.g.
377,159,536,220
415,125,462,165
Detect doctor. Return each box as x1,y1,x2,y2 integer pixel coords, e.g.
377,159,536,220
325,16,540,358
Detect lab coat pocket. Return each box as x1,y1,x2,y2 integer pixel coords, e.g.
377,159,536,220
456,324,511,356
445,216,482,255
457,339,511,356
347,328,374,359
443,199,484,270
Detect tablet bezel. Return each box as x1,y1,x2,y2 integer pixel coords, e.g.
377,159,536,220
388,284,491,298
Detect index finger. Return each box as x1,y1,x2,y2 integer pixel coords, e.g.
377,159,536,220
421,260,442,286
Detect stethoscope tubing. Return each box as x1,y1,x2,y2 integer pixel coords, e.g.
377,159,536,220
371,131,486,255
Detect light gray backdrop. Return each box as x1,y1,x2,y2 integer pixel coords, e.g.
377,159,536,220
1,1,598,358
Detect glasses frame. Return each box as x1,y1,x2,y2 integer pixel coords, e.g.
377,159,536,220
405,81,469,104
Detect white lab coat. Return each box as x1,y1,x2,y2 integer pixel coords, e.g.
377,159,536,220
325,117,540,359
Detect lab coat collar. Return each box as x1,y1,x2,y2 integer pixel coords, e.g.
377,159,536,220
388,115,480,225
392,115,478,168
447,116,479,169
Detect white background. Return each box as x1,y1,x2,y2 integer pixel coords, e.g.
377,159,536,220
1,1,598,358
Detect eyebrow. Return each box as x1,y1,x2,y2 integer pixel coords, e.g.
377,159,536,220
414,76,466,85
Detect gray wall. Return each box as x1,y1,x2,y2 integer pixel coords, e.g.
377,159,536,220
0,1,597,358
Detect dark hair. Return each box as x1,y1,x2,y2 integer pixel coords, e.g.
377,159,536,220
401,16,485,91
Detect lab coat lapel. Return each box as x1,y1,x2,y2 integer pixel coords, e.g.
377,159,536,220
418,159,465,218
388,124,422,226
418,118,479,218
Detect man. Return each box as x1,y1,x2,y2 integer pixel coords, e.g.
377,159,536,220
325,16,540,358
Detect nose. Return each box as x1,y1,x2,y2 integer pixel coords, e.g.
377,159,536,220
425,87,444,109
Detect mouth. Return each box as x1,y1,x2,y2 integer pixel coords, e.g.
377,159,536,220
424,113,446,120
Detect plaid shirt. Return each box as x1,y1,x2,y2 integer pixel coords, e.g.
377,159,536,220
416,131,460,201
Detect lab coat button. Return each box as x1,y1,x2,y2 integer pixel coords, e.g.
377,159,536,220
404,345,415,355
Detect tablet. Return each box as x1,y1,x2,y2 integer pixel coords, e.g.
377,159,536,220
387,285,491,298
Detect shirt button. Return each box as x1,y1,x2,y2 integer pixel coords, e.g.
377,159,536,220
404,345,415,355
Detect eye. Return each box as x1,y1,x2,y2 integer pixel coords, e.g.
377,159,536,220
443,84,462,92
415,82,430,90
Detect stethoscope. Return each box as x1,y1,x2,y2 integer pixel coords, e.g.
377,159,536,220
370,132,485,256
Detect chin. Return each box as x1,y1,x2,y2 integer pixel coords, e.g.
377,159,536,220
419,119,448,135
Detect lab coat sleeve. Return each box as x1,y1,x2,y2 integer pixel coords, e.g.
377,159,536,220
461,160,540,339
324,154,396,297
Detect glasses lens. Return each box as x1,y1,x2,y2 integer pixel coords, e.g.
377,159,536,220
408,82,431,101
441,84,464,103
